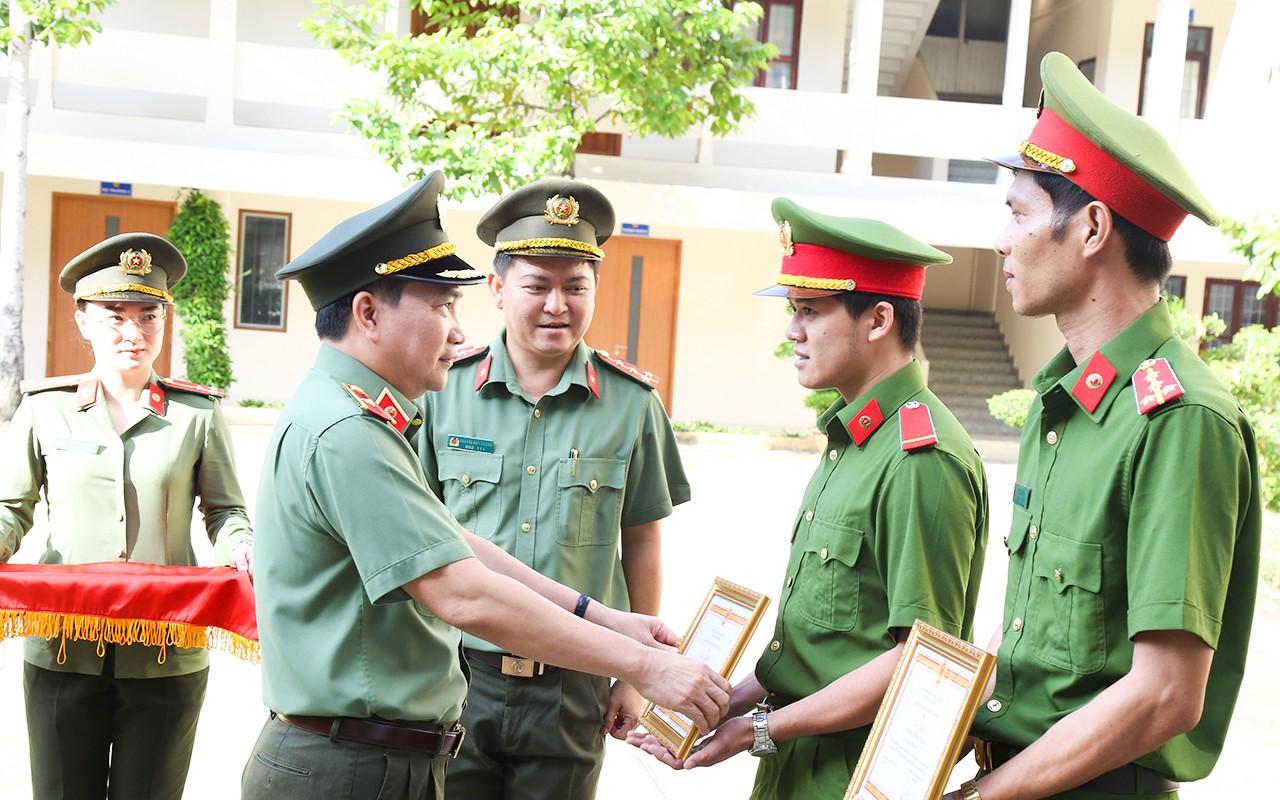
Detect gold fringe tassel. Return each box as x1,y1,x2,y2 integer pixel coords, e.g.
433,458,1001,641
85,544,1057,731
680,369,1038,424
0,610,260,664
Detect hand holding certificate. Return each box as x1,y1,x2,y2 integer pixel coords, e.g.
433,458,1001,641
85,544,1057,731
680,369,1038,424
638,577,770,760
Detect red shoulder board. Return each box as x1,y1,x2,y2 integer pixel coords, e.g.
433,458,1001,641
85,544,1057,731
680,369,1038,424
158,376,226,399
847,398,884,447
1132,358,1184,415
342,383,399,428
19,374,87,395
454,344,489,364
898,401,938,452
593,350,659,389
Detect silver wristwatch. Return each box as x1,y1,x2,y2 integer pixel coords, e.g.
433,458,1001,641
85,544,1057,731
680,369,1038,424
749,709,778,757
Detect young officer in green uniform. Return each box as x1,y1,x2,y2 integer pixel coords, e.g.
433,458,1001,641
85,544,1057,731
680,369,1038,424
243,172,730,800
0,233,254,799
948,53,1262,800
631,201,989,800
414,177,688,800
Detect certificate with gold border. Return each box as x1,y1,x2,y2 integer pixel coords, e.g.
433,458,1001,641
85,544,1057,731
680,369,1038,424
638,577,770,760
844,620,996,800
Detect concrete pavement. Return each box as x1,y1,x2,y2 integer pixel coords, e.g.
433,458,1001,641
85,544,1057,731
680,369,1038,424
0,424,1271,797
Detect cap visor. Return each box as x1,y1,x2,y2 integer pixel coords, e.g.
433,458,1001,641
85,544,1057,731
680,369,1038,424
753,284,842,299
984,153,1060,175
81,291,174,304
393,253,487,285
504,248,603,262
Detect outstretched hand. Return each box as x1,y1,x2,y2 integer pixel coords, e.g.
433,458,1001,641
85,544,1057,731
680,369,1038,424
627,651,730,736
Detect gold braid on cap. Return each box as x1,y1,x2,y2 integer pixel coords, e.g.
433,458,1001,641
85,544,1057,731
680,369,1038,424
1019,140,1076,173
375,242,459,275
75,284,174,302
495,238,605,260
777,275,857,291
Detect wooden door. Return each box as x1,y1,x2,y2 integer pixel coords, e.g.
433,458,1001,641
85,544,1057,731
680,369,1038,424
48,195,178,378
586,236,681,412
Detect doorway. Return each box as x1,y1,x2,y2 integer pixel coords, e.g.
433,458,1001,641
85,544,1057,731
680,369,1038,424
586,236,681,413
48,194,177,378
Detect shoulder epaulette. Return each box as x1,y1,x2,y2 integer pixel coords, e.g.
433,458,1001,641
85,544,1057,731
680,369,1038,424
342,383,399,428
159,377,226,399
593,349,659,389
19,374,87,395
454,344,490,364
898,400,938,452
1133,358,1184,415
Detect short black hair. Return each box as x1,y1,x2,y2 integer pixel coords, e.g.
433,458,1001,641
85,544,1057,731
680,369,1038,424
314,278,406,341
492,251,599,281
835,292,922,351
1030,171,1172,284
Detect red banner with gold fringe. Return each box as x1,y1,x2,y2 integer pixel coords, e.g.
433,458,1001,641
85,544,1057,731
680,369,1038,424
0,563,258,664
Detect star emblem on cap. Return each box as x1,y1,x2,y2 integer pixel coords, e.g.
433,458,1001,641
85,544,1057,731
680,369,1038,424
437,194,449,234
118,249,153,276
544,194,580,226
779,220,794,257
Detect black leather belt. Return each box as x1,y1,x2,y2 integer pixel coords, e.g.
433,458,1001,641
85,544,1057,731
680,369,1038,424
976,740,1179,794
463,647,553,678
275,713,464,757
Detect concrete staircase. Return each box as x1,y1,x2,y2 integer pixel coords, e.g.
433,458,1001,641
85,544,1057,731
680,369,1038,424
921,309,1022,439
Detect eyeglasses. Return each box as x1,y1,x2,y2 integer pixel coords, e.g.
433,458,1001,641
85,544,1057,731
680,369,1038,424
85,309,167,336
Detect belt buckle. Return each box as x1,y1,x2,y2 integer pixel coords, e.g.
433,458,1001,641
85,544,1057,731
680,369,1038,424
501,655,543,678
445,725,466,758
973,739,992,772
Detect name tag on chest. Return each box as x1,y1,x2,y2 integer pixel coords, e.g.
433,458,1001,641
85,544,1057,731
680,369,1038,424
446,435,495,454
50,437,104,454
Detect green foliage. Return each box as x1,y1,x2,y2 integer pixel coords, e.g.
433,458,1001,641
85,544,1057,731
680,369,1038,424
1201,325,1280,513
1166,293,1225,347
1222,214,1280,298
304,0,775,198
167,190,234,388
986,388,1036,430
0,0,115,52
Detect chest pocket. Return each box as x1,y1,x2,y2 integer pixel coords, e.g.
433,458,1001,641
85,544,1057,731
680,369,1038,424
1027,529,1106,674
436,450,503,539
796,519,864,632
556,458,626,547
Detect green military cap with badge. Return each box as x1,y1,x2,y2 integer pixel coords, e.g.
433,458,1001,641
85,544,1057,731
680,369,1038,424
476,177,615,261
277,170,485,310
757,198,952,300
989,51,1218,241
60,233,186,303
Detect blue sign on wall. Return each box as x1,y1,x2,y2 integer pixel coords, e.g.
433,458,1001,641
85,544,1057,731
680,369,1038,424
621,222,650,237
100,182,133,197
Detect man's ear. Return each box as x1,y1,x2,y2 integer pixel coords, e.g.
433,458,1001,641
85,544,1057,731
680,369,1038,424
349,290,381,343
488,272,504,309
1080,201,1115,259
865,300,897,344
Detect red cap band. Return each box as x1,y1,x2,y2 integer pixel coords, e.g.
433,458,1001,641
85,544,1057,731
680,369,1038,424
778,244,926,300
1027,110,1187,241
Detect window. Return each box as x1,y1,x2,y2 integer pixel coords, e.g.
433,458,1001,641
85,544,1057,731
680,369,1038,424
1139,24,1212,119
236,211,290,331
926,0,1011,42
747,0,802,90
1203,278,1278,347
1163,275,1186,299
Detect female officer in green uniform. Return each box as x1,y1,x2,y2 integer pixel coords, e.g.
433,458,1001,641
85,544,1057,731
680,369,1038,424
0,233,254,800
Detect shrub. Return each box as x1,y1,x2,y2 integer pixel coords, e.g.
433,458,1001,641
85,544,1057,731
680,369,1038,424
167,189,233,388
986,388,1036,430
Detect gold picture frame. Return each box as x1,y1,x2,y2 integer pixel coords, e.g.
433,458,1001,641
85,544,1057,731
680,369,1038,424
844,619,996,800
638,577,770,760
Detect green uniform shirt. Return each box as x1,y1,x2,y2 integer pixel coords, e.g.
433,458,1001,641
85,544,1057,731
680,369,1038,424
755,361,989,753
255,346,474,722
972,301,1261,782
417,334,689,653
0,373,251,678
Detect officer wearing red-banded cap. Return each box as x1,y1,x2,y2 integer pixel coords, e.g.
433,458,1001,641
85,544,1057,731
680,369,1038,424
950,53,1262,800
630,199,989,800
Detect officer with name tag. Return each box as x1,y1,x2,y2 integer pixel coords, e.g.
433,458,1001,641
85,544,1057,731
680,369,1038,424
630,201,989,800
413,178,689,800
946,53,1262,800
243,172,729,800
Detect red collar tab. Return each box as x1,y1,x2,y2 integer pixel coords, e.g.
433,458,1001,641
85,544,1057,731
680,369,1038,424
1071,351,1118,413
898,401,938,451
585,360,601,399
1133,358,1184,415
474,354,494,393
76,378,100,411
778,243,926,300
374,388,411,434
847,398,885,447
145,382,166,415
1025,109,1187,241
593,349,658,390
342,383,400,429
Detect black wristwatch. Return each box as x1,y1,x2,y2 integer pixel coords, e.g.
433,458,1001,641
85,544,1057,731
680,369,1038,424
749,708,778,757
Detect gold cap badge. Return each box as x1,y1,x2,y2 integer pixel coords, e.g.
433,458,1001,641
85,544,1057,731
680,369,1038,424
779,220,794,256
544,194,580,226
118,249,153,276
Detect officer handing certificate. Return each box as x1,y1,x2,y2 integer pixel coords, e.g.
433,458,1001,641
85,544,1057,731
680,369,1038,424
845,620,995,800
640,578,770,759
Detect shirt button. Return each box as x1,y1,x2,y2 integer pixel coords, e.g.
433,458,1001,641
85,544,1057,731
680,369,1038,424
987,699,1002,713
804,510,814,522
521,522,531,533
1029,525,1038,539
526,465,537,475
770,641,780,652
820,547,829,560
410,418,422,427
588,479,598,491
533,409,541,418
461,474,471,486
1012,617,1023,631
1046,430,1059,445
828,449,838,461
1055,569,1064,583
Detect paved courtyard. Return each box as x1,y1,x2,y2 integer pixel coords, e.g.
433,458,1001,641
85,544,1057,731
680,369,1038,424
0,423,1273,797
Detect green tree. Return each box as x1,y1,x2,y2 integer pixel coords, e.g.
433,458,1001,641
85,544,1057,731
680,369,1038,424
166,190,234,389
1221,214,1280,297
0,0,115,420
305,0,774,198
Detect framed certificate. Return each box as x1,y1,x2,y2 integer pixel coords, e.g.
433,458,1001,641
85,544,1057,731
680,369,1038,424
844,619,996,800
638,577,770,760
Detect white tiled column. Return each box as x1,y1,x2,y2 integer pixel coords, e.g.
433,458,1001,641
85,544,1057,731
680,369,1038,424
1145,0,1190,139
1003,0,1032,107
841,0,884,178
206,0,237,126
